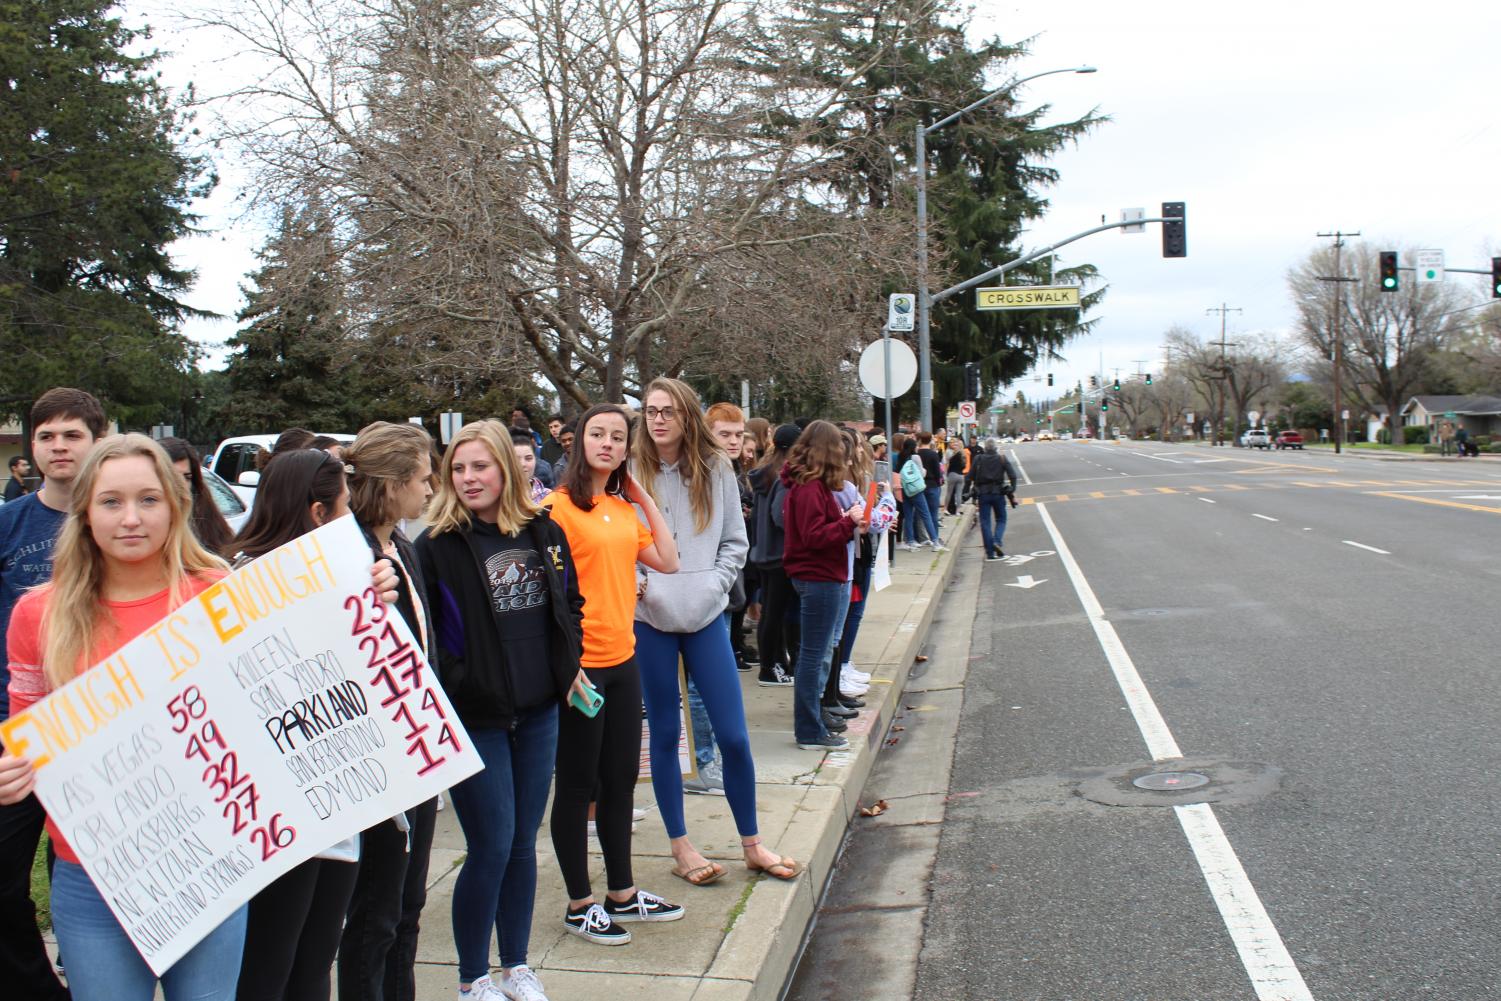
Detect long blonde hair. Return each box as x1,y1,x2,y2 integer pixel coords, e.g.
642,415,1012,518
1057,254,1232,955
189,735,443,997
632,377,725,534
842,426,874,492
345,421,434,528
426,420,538,536
42,434,226,690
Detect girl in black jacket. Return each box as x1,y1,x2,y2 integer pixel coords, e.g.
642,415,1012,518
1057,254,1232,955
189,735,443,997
416,420,588,1001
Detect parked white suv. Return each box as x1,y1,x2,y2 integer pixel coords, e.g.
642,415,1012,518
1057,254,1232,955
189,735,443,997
208,433,357,502
1244,428,1271,449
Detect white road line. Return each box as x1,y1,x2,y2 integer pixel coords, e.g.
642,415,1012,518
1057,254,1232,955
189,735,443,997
1011,450,1033,486
1252,514,1278,522
1342,540,1391,555
1199,497,1217,504
1035,502,1313,1001
1176,804,1316,1001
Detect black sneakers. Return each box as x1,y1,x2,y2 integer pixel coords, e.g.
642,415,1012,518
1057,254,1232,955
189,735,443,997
757,664,793,687
603,890,685,923
564,903,631,945
798,733,849,751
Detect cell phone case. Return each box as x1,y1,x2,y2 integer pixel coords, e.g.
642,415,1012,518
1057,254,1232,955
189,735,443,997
569,686,605,717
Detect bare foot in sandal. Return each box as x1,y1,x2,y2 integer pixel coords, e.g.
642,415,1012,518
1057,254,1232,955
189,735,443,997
742,837,800,879
670,837,724,886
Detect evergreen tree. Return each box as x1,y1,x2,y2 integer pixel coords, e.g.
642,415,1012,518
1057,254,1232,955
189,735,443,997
760,0,1105,423
219,203,360,433
0,0,211,426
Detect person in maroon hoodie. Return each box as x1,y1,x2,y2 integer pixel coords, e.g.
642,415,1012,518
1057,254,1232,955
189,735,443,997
781,421,865,750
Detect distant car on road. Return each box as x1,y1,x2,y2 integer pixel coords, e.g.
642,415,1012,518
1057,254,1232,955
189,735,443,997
1058,431,1073,441
1037,430,1056,441
1245,428,1271,449
1275,430,1304,450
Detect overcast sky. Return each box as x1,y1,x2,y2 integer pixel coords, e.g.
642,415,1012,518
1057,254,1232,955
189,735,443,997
154,0,1500,404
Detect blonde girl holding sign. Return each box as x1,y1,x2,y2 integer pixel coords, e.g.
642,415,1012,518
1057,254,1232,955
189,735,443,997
0,434,246,1001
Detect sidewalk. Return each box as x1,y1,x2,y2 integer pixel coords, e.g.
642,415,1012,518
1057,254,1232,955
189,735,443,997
410,513,973,999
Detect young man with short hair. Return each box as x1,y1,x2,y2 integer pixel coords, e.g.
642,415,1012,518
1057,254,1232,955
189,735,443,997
3,456,31,502
0,386,107,1001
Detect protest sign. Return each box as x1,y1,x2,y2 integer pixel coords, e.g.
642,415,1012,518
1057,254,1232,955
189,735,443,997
0,515,481,974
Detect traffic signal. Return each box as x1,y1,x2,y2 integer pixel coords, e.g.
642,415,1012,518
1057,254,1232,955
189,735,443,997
1047,373,1054,386
1145,372,1153,385
1161,201,1186,258
1113,378,1121,392
963,362,981,399
1492,257,1501,299
1089,375,1098,389
1379,251,1399,292
1101,398,1109,412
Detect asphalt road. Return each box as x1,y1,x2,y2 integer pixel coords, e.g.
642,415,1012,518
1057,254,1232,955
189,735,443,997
818,442,1501,1000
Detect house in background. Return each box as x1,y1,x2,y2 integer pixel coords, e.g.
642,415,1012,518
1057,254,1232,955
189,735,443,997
1400,395,1501,437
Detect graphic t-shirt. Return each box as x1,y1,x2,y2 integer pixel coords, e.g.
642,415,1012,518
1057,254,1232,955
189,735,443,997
543,491,653,668
0,493,67,718
469,521,553,709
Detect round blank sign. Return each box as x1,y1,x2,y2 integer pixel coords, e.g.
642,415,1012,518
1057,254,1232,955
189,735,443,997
859,338,918,399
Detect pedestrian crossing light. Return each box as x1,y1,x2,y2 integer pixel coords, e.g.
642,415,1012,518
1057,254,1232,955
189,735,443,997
1492,257,1501,299
1379,251,1399,292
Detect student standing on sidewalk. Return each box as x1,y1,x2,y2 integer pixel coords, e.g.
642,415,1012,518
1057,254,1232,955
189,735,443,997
0,434,246,1001
896,438,942,551
417,421,587,1001
543,404,683,947
781,421,864,751
747,424,800,688
339,423,440,1001
0,386,105,1001
966,438,1019,560
632,378,800,886
941,437,968,515
232,450,369,1001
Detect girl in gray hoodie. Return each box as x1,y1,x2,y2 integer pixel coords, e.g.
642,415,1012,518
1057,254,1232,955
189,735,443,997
632,378,800,885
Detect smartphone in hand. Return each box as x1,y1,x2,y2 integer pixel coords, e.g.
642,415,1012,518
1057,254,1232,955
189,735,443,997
568,685,605,717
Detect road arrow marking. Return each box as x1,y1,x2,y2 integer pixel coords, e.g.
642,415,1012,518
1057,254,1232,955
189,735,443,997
1005,575,1047,589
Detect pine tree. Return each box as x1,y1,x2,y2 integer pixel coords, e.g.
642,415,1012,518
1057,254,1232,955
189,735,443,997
219,203,359,433
0,0,211,426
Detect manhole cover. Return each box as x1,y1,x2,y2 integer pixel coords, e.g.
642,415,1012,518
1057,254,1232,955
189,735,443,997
1132,771,1210,791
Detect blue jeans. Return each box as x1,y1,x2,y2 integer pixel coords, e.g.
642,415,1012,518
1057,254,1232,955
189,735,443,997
689,662,718,770
836,557,873,668
790,578,851,743
978,494,1009,554
924,485,943,526
50,859,247,1001
902,489,940,545
448,706,558,980
635,618,758,840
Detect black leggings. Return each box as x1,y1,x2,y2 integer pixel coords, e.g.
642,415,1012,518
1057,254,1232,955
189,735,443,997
238,856,360,1001
549,659,643,902
756,564,800,671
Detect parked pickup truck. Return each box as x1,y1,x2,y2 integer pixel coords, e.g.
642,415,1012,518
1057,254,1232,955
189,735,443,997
1244,428,1271,449
1275,430,1304,450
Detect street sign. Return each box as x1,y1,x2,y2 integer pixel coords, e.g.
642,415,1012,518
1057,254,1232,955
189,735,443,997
1443,410,1458,418
1120,207,1146,234
440,411,464,444
858,338,918,398
887,293,915,331
1248,410,1260,425
1186,411,1194,424
958,400,976,420
976,285,1081,310
1415,249,1445,283
1341,409,1350,421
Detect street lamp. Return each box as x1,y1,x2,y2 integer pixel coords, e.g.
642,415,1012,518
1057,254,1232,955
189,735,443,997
915,65,1097,431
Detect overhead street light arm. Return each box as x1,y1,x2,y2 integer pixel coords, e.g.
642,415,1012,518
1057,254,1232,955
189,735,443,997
924,66,1098,135
933,216,1173,305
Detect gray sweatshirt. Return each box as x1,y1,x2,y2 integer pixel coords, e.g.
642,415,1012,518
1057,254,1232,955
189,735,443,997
633,454,748,633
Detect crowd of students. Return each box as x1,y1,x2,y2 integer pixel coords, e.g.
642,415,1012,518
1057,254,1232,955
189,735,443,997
0,382,1015,1001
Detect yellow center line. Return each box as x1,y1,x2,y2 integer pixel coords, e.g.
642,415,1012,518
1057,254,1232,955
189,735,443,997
1368,492,1501,516
1090,491,1107,499
1122,488,1143,496
1155,487,1179,494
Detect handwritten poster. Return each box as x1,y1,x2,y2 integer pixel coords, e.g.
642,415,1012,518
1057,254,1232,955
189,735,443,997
0,515,481,974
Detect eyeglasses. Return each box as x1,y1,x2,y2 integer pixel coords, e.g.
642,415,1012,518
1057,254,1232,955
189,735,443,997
644,407,677,422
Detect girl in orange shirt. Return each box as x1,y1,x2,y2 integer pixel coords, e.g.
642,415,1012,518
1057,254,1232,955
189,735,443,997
543,404,681,945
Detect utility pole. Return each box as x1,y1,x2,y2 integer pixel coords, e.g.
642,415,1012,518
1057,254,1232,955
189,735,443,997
1316,230,1360,455
1204,303,1241,446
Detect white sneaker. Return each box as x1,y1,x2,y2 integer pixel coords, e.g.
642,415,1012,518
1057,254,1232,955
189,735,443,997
841,663,870,683
839,679,869,697
501,965,550,1001
632,807,649,822
460,975,506,1001
932,543,949,553
897,542,914,551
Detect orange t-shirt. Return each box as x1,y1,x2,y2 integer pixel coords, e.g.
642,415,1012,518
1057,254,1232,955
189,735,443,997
6,572,223,865
542,491,653,668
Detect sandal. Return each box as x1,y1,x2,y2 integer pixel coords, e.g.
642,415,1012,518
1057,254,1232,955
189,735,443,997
671,861,726,886
742,839,802,881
